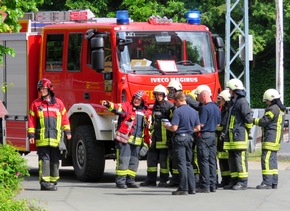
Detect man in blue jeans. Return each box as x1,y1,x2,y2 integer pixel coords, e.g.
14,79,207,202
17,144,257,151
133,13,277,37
164,92,200,195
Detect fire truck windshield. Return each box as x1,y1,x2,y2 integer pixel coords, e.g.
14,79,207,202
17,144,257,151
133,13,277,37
117,31,215,75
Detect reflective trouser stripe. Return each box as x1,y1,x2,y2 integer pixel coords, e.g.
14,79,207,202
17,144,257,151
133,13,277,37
39,160,50,182
228,150,248,179
261,149,278,185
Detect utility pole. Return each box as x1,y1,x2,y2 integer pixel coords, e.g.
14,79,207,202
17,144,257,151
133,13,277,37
225,0,250,103
276,0,284,103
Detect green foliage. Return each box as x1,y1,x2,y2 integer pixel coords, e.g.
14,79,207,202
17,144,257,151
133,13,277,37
0,144,29,193
0,144,46,210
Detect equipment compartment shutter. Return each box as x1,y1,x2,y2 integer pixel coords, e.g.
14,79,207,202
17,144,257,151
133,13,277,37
6,40,28,116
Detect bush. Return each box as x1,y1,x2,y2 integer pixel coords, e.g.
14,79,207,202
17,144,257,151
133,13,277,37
0,144,46,210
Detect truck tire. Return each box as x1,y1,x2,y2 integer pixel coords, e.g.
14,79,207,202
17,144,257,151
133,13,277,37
72,125,105,181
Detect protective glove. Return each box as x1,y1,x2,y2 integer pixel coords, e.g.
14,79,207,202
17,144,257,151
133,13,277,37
102,100,110,108
138,145,149,158
219,132,225,141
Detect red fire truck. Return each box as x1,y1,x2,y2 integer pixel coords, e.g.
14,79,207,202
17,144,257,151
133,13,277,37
0,10,225,181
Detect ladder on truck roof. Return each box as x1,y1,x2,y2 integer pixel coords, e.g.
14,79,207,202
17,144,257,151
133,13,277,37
20,9,125,32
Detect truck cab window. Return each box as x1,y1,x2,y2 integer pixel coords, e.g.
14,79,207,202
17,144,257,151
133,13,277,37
45,34,64,71
68,33,83,72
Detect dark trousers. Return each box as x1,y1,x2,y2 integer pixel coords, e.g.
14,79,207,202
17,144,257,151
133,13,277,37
146,148,169,183
228,150,248,186
172,134,195,192
37,146,60,183
218,151,230,184
261,149,278,185
197,132,217,189
115,141,141,185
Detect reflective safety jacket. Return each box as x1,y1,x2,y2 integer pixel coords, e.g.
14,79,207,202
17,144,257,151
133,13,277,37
253,104,284,151
108,101,150,146
150,100,174,149
223,96,253,150
28,97,71,147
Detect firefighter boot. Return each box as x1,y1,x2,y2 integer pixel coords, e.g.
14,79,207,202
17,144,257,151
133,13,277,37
40,182,57,191
256,183,272,189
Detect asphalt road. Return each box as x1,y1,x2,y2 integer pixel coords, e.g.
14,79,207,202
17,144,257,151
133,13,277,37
17,148,290,211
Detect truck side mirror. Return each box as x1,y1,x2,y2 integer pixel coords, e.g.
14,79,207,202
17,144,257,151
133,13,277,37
91,37,104,72
213,36,225,72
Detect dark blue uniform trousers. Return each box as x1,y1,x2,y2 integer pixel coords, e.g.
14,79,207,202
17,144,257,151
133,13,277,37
172,134,195,192
197,132,217,190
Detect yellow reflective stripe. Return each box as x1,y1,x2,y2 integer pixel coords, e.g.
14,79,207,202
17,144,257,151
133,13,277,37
29,109,35,116
241,151,247,172
160,167,169,174
128,136,143,145
218,151,229,159
221,170,231,176
223,141,248,150
254,118,260,125
28,128,35,133
38,110,46,141
36,138,59,147
238,172,248,178
262,142,280,151
265,110,274,119
148,167,158,172
273,169,278,175
238,151,248,178
63,124,71,130
262,169,273,175
116,148,120,170
264,150,271,171
50,176,59,182
245,122,253,128
172,168,179,174
61,107,67,115
230,172,238,178
116,170,127,176
127,169,136,177
216,125,223,131
56,110,62,141
107,102,114,111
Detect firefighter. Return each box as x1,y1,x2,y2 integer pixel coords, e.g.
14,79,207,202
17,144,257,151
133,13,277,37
222,79,253,190
102,90,150,189
28,78,71,191
195,85,221,193
216,89,231,188
140,84,174,187
167,80,200,110
254,89,286,189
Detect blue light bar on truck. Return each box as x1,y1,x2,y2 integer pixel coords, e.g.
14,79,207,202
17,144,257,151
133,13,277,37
116,10,129,25
187,10,201,24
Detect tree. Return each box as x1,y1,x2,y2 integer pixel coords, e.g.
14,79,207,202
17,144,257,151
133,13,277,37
0,0,43,64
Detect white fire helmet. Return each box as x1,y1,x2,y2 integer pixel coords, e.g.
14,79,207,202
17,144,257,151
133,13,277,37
153,84,167,96
167,80,183,91
263,89,280,102
194,85,212,96
226,78,245,91
218,89,231,102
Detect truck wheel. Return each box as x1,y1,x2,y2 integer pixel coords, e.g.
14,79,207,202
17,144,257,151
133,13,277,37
72,125,105,181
